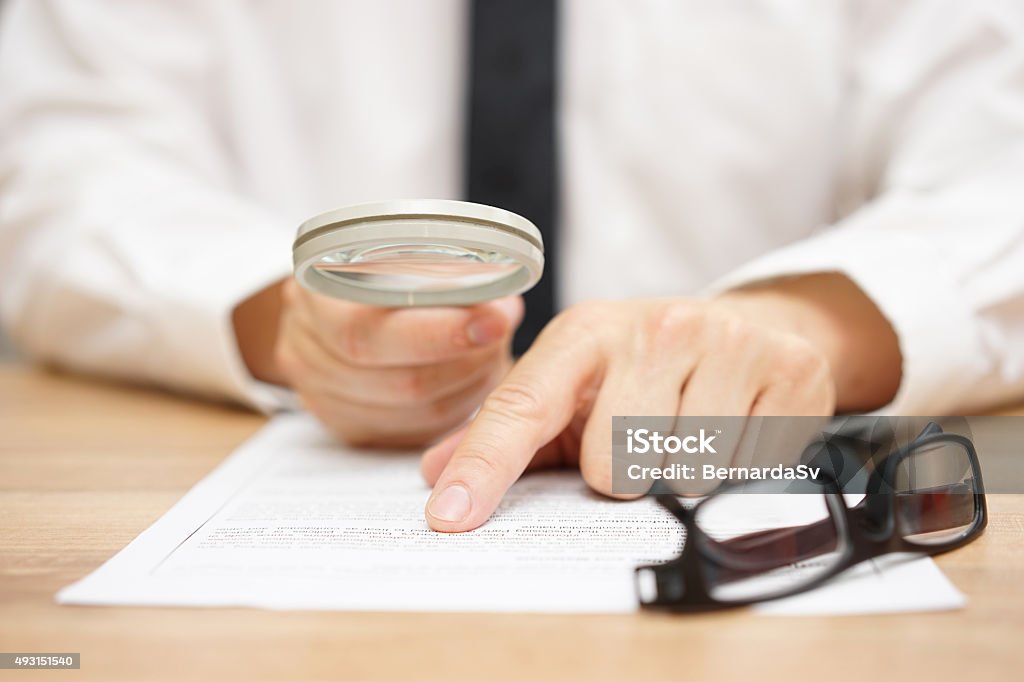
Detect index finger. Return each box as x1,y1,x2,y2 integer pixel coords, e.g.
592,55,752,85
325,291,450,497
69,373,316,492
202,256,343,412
424,316,605,531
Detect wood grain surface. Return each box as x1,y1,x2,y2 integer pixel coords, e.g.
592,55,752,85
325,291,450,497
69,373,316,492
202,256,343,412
1,365,1022,681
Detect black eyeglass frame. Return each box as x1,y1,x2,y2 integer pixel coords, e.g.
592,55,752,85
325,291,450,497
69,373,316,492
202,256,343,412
636,422,988,612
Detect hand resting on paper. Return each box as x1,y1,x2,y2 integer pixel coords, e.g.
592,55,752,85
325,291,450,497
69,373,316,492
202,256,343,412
419,274,902,532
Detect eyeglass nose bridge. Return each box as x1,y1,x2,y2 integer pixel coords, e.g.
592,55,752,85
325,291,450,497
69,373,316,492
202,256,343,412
855,495,895,540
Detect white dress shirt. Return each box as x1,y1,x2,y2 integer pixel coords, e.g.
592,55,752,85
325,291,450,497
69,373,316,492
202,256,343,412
1,0,1022,414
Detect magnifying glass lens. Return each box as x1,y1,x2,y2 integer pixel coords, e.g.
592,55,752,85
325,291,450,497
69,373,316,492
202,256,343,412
313,243,521,293
294,200,543,307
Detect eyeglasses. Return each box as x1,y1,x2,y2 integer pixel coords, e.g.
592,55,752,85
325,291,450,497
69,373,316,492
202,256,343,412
635,422,987,611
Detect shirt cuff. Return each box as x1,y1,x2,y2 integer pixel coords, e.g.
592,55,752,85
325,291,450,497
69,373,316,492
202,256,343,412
703,210,992,414
147,211,296,413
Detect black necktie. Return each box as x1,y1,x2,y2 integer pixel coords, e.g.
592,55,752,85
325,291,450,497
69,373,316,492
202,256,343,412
465,0,558,356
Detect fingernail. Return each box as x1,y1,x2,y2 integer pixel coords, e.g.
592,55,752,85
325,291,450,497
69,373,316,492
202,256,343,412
428,484,472,523
466,315,504,346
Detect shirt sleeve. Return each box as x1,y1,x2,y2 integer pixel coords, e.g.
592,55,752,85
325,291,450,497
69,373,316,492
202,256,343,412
706,0,1024,414
0,0,294,411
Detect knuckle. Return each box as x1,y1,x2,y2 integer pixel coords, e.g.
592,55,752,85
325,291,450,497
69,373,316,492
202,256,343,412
454,447,505,480
448,315,479,349
274,342,304,380
281,277,301,306
481,381,547,425
394,367,431,402
313,301,361,360
777,339,830,383
540,300,614,354
646,301,704,352
334,320,368,364
719,316,757,350
433,328,472,359
807,377,837,414
548,300,604,336
565,299,605,324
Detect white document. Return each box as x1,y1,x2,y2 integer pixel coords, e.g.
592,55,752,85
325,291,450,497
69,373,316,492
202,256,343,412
58,414,965,614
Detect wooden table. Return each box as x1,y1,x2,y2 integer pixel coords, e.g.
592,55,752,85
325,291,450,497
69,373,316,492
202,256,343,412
2,364,1022,681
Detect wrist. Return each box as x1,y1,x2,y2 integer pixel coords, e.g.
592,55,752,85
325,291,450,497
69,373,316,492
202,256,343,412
232,278,288,386
715,273,902,412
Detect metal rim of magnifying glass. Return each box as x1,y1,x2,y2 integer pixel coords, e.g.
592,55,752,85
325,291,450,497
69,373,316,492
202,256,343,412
292,199,545,307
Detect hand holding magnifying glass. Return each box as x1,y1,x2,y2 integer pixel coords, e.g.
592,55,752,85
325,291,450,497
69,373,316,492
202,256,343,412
277,200,541,448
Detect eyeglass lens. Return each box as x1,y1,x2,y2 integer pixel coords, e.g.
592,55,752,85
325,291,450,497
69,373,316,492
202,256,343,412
693,481,846,603
895,440,980,547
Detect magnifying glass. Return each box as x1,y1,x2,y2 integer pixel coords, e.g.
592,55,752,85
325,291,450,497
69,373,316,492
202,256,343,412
292,199,544,307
